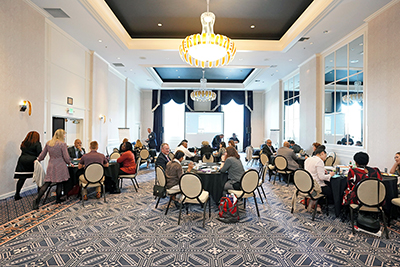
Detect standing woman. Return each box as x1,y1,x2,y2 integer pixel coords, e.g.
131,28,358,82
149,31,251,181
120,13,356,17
33,129,71,209
14,131,42,200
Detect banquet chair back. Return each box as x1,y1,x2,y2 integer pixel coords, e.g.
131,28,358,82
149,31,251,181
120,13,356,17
350,178,388,238
227,169,261,217
274,155,294,186
80,163,106,206
179,173,210,227
260,153,269,166
202,154,214,163
325,156,334,166
139,149,150,166
156,166,165,187
169,152,175,160
154,166,180,215
291,169,327,220
328,152,336,165
109,152,120,160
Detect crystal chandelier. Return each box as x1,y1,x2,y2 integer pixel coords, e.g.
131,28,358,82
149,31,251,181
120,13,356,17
179,0,236,68
190,70,216,102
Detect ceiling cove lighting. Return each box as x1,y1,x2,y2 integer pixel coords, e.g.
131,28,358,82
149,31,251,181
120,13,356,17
190,70,216,102
179,0,236,68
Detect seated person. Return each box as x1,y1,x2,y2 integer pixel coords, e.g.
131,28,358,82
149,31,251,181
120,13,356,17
200,141,214,160
134,139,145,165
304,145,335,207
342,152,382,205
221,147,245,195
289,140,302,153
214,142,226,162
311,142,321,156
175,139,195,160
390,152,400,175
277,141,300,171
165,151,194,196
212,134,224,149
155,143,171,170
117,142,137,176
262,139,276,162
78,141,109,200
355,141,362,146
228,140,236,148
68,139,85,159
119,138,129,153
341,134,354,145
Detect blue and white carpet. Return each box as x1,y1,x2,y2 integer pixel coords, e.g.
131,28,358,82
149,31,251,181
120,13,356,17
1,167,400,266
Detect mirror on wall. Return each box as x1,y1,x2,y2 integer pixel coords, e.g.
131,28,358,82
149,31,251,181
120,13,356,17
324,35,364,146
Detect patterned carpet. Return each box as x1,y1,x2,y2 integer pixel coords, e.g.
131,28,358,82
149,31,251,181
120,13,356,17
1,166,400,266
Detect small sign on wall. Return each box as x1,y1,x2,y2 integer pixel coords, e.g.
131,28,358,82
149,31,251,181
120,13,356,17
67,97,73,105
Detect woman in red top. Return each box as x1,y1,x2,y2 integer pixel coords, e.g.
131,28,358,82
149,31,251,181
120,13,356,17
342,152,382,205
117,142,136,175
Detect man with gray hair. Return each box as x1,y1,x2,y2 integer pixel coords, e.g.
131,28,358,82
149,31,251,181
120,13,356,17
277,141,299,171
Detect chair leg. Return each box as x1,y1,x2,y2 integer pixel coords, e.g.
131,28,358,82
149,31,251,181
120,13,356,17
202,201,207,228
178,200,183,225
103,184,107,203
253,196,260,217
119,178,122,189
43,185,52,205
81,186,85,207
381,210,389,239
312,198,319,221
209,197,211,218
134,177,139,188
165,197,173,215
325,197,329,216
256,187,264,203
155,197,161,209
244,198,246,209
130,179,138,192
261,186,267,200
350,207,355,234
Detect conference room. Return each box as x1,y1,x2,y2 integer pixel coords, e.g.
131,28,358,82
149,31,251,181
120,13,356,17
2,0,400,266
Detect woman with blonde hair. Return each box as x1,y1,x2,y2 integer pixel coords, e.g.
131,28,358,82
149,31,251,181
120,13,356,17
33,129,71,209
14,131,42,200
200,140,213,160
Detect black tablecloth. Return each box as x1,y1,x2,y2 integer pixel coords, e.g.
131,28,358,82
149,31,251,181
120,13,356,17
196,171,228,204
330,175,398,217
329,175,348,217
66,163,120,195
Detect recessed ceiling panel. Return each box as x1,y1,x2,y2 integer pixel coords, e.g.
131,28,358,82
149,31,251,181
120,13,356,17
154,67,254,83
104,0,313,40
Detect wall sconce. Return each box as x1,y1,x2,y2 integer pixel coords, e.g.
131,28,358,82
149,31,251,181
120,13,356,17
99,115,106,123
19,100,32,116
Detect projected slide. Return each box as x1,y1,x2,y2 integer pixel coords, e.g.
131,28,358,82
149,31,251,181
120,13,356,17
185,112,224,147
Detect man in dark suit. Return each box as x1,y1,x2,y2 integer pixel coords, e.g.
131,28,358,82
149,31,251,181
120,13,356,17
68,139,86,159
155,143,171,170
212,134,224,149
146,128,157,149
262,139,276,162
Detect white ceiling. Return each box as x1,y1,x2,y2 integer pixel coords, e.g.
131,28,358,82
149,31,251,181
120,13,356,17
29,0,391,91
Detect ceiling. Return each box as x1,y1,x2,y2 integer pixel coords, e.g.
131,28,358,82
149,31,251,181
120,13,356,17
28,0,392,91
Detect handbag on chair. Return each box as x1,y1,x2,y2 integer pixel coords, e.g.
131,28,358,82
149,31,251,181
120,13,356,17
153,185,166,198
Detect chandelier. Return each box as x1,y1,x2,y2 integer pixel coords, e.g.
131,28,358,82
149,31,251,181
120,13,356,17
179,0,236,68
190,70,216,102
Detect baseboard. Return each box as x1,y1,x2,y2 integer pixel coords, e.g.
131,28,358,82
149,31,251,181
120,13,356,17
0,184,37,201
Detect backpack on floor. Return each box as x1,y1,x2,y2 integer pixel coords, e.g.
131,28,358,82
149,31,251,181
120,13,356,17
218,195,239,223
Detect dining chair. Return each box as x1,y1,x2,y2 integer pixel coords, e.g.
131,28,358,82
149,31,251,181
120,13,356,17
274,155,294,186
228,169,261,217
202,153,214,163
119,165,139,191
154,166,181,215
178,173,211,228
350,178,389,238
291,169,327,221
79,163,106,207
109,152,120,160
245,146,259,166
324,156,334,166
169,152,175,160
328,152,336,165
139,149,150,168
257,161,268,203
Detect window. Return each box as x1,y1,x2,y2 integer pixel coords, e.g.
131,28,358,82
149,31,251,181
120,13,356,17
324,35,364,146
221,100,244,152
163,100,185,149
283,74,300,142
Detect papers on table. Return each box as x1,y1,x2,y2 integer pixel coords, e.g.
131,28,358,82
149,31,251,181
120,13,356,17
324,166,334,171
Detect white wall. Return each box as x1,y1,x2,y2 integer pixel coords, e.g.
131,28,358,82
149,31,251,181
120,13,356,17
140,90,153,144
299,55,321,154
0,0,45,196
127,80,142,143
251,91,264,148
264,81,282,148
366,1,400,170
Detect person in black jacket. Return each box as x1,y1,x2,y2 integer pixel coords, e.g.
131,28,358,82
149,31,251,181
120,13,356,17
68,139,86,159
200,141,214,161
14,131,42,200
212,134,224,149
146,128,157,149
155,143,171,170
261,139,276,162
